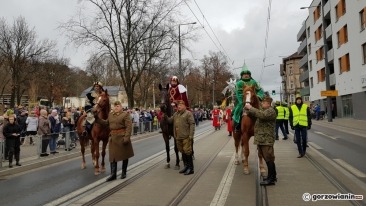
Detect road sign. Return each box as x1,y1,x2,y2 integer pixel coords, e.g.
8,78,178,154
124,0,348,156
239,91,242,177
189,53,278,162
320,90,338,96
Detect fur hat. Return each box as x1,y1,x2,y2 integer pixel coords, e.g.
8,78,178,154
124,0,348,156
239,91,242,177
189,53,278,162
170,76,180,84
94,81,103,87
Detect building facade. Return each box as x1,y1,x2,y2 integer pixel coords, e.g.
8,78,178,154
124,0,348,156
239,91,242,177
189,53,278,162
297,0,366,120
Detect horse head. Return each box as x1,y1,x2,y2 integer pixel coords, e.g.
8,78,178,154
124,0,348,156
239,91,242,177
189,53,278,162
94,89,110,119
158,83,172,116
243,85,260,109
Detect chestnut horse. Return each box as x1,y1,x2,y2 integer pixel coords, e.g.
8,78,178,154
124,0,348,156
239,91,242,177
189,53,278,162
158,83,180,170
76,90,110,175
233,85,265,175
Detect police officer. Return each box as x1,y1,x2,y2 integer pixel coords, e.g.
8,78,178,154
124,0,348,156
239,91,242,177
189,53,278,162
289,94,312,158
165,100,195,175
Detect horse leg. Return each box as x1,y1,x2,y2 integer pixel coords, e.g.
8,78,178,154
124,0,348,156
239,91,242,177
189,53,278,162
174,139,180,170
233,132,240,165
164,134,171,169
258,149,266,176
242,134,250,175
80,137,87,169
100,139,108,173
94,140,100,175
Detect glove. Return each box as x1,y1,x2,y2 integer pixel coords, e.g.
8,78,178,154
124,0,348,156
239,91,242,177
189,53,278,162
291,126,294,130
123,136,131,145
307,125,311,130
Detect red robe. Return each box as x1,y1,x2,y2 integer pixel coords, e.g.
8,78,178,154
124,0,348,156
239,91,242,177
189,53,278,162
225,108,233,132
169,84,189,108
212,109,221,127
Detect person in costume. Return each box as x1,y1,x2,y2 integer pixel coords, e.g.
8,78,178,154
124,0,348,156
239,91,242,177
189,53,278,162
232,65,264,132
212,106,221,130
168,76,189,108
225,105,233,136
83,81,105,136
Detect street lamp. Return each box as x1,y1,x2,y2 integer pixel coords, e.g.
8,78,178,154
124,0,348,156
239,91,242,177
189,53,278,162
179,22,196,71
301,0,332,122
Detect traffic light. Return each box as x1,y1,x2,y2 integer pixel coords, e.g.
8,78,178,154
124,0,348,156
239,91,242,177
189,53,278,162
272,90,276,95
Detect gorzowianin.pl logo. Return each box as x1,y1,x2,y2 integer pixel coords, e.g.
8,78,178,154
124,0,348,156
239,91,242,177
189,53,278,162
302,193,363,202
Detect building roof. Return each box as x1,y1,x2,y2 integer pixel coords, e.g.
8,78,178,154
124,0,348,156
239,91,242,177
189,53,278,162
80,86,124,97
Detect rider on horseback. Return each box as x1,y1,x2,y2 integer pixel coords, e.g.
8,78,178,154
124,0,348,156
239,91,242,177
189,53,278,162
168,76,189,109
232,64,264,132
83,81,105,136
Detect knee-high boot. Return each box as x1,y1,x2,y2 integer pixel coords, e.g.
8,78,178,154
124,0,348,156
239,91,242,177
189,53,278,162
260,161,276,186
184,154,194,175
121,159,129,179
179,154,188,174
106,162,117,182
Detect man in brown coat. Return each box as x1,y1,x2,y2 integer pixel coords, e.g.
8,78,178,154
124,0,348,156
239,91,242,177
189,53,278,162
165,100,195,175
105,101,134,181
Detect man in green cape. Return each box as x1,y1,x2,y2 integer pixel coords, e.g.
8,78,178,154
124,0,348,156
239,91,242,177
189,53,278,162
233,64,264,132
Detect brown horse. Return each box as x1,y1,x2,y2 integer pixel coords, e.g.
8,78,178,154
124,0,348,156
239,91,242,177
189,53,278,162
158,83,180,170
233,85,265,175
76,90,110,175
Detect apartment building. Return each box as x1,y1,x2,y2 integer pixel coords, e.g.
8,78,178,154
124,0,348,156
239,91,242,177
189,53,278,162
280,53,307,105
297,0,366,120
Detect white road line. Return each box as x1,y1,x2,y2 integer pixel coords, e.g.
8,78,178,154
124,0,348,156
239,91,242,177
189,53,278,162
314,131,337,140
333,159,366,178
210,153,236,206
308,142,323,150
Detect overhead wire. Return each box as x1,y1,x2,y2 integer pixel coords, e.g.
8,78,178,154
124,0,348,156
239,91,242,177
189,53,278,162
259,0,273,83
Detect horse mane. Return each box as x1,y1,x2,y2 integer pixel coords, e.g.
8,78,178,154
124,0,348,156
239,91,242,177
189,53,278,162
98,90,110,120
159,83,173,117
243,85,260,109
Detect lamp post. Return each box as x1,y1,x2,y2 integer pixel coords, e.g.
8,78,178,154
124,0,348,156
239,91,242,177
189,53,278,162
179,22,196,71
301,0,332,122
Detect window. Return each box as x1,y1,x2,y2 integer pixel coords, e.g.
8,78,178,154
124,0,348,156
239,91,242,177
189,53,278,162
290,80,294,89
361,8,366,31
317,68,325,83
290,68,293,75
309,60,313,71
335,0,346,21
308,44,312,54
316,47,324,63
313,5,321,23
362,43,366,64
307,27,310,38
339,53,350,73
310,77,314,88
337,24,348,47
314,25,322,42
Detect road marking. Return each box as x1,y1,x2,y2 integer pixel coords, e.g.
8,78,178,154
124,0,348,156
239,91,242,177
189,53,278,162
210,153,236,206
314,131,337,140
333,159,366,178
308,142,323,150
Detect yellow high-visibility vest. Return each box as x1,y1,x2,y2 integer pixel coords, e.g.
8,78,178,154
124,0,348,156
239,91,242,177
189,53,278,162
291,104,308,126
276,106,285,120
284,107,289,120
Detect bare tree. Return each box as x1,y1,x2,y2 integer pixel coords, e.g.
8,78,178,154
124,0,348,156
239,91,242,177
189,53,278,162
61,0,185,107
0,16,55,107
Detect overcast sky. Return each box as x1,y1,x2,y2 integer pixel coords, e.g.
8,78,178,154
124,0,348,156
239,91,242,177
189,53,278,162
0,0,312,100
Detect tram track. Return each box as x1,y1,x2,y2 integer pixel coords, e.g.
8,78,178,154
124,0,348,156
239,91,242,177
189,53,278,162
47,127,214,206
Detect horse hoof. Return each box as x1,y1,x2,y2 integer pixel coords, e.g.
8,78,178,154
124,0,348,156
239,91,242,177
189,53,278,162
260,168,266,176
234,160,240,165
174,165,180,170
81,164,86,169
165,164,170,169
101,168,106,173
243,169,250,175
94,171,100,175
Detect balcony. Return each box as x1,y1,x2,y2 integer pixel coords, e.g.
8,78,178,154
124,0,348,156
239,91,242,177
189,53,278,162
329,73,336,86
299,55,308,68
297,21,306,42
297,39,307,55
300,86,310,96
325,24,332,40
327,48,334,63
300,70,309,82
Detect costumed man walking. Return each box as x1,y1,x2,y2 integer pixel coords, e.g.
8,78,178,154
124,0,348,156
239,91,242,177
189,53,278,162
289,94,312,158
168,76,189,108
232,65,264,132
274,101,288,140
84,81,105,136
103,101,134,181
225,105,233,136
165,100,195,175
212,106,221,130
245,96,277,186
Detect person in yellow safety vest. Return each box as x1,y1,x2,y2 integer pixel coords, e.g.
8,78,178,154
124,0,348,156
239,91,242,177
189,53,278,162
274,101,288,140
283,102,290,135
289,94,312,158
